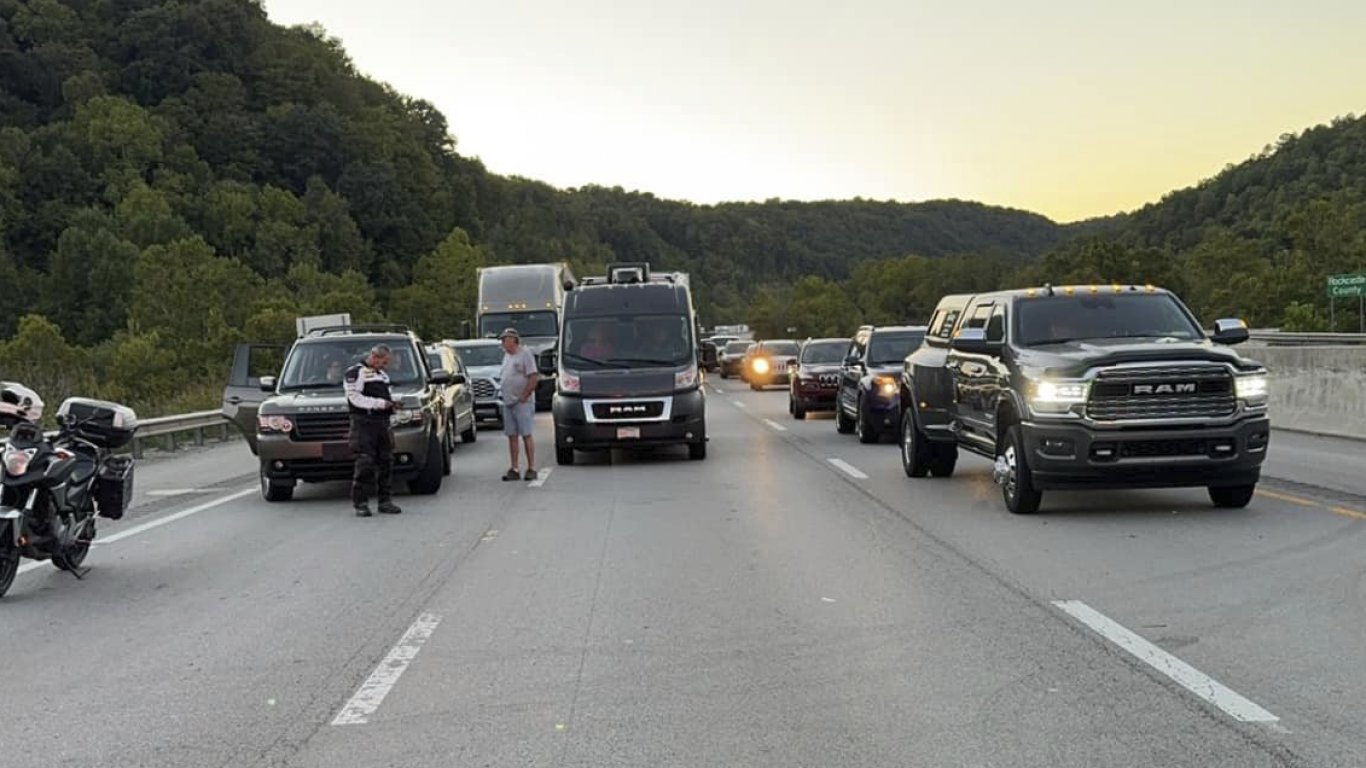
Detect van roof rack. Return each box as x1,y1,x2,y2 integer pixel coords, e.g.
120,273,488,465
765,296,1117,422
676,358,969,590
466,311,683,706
305,324,413,338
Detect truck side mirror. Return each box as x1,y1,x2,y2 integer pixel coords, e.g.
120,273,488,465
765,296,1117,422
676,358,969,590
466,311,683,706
259,376,277,393
1211,318,1249,345
950,328,1002,355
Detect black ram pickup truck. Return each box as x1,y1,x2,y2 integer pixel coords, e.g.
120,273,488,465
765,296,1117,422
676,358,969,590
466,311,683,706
899,285,1271,514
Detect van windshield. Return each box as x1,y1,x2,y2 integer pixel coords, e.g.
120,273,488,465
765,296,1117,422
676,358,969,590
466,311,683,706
563,314,695,369
279,340,423,391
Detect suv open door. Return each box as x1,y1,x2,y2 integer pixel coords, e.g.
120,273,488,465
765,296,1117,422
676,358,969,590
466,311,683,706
223,343,287,454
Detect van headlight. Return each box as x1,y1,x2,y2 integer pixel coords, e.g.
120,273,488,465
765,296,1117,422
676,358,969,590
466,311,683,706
1235,373,1268,405
675,365,698,390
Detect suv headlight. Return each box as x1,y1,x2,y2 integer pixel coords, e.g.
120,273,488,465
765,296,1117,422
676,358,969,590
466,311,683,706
1028,379,1089,415
390,409,424,427
257,415,294,433
1235,372,1268,405
873,375,897,397
752,358,771,375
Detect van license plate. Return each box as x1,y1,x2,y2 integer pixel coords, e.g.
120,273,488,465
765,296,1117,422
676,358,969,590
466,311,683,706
617,427,641,439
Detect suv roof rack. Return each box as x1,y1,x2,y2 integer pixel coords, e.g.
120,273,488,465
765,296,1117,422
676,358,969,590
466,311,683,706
304,324,413,338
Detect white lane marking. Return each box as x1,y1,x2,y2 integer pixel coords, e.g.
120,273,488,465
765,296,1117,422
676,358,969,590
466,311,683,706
732,401,747,410
763,419,788,432
827,458,868,480
15,487,256,576
1052,600,1279,723
332,612,443,726
528,467,553,488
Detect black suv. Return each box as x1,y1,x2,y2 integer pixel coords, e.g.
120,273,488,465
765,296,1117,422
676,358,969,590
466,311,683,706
899,285,1270,514
835,325,928,443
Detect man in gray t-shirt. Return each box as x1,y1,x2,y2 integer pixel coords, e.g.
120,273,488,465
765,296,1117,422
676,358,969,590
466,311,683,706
498,328,540,481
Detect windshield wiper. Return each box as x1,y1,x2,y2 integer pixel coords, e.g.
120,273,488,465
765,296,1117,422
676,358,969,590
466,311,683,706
606,357,687,367
562,352,631,369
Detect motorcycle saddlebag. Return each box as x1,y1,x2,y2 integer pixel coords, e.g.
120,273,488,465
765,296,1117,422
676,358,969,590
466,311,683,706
95,456,134,520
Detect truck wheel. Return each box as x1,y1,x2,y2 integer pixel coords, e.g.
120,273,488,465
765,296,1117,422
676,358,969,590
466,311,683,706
688,440,707,460
408,432,444,495
900,410,930,477
791,397,806,420
856,399,878,444
928,444,958,478
1209,484,1256,508
556,445,575,466
999,425,1042,515
260,466,294,502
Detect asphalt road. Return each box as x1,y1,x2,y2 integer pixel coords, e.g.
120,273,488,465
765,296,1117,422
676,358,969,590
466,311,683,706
2,387,1363,767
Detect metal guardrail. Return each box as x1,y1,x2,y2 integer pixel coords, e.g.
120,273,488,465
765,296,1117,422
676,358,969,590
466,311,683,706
0,410,236,458
1247,331,1366,346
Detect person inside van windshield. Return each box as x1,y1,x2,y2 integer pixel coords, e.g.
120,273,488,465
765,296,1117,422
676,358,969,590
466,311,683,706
579,322,615,360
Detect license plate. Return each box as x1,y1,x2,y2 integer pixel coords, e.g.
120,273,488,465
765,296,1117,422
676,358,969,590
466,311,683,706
323,442,353,461
617,427,641,440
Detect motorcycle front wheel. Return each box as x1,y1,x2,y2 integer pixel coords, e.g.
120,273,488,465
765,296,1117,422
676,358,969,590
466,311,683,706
0,524,18,598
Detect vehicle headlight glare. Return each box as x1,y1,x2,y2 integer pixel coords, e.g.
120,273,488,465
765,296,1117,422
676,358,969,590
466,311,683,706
1032,380,1088,404
1236,374,1268,402
752,358,770,375
875,376,897,396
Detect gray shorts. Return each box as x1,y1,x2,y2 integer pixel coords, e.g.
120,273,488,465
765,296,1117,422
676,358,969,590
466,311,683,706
501,400,536,437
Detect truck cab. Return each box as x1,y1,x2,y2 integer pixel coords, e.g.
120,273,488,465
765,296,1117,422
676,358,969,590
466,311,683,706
552,263,708,464
476,263,576,411
900,285,1270,514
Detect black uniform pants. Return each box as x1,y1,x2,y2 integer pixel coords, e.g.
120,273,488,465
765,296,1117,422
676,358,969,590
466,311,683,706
350,414,394,506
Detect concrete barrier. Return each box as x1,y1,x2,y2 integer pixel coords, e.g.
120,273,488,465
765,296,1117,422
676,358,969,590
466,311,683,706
1243,344,1366,440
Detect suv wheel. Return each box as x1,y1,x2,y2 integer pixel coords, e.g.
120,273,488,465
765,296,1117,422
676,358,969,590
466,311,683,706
408,431,444,495
688,440,707,460
998,425,1041,514
900,410,929,477
260,466,294,503
835,394,856,434
1209,484,1255,508
856,398,878,444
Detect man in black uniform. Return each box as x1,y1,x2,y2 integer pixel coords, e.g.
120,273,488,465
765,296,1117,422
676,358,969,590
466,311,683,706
344,344,403,517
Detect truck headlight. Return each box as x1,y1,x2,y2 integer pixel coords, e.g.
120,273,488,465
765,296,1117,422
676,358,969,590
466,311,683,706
874,375,897,397
1029,379,1088,415
1235,373,1268,404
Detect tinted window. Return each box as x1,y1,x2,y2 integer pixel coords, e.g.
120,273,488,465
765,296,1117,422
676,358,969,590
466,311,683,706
724,341,751,353
800,341,848,364
453,344,504,367
762,341,800,356
1015,293,1202,347
279,339,422,390
426,352,446,373
867,332,926,364
478,311,557,338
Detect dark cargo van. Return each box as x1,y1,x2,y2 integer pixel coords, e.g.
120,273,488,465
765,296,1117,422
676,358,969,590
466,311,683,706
552,264,709,464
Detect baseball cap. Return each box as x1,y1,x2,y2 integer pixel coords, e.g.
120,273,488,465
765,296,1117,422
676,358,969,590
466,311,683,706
498,328,520,340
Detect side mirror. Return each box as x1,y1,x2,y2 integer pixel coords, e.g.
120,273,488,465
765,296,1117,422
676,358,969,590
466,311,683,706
844,355,861,367
450,373,467,385
429,370,453,385
259,376,277,393
951,328,1002,355
1211,318,1249,346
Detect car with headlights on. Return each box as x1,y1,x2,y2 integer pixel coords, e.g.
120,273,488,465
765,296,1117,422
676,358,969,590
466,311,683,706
835,325,927,443
745,339,800,390
788,337,851,419
898,285,1270,515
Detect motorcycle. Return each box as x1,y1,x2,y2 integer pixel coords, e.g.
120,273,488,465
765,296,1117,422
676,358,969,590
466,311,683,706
0,397,137,598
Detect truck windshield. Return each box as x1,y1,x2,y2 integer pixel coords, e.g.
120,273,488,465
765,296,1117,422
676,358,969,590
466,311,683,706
453,345,504,367
479,312,558,339
278,340,424,390
1015,293,1202,347
563,314,694,369
868,332,925,364
801,341,848,364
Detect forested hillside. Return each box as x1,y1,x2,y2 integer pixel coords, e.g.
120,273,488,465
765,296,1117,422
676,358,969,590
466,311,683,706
0,0,1064,414
2,0,1361,417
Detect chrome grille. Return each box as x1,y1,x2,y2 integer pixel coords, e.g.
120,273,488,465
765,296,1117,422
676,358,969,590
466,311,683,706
1087,364,1235,422
472,378,497,399
292,413,351,441
590,401,666,421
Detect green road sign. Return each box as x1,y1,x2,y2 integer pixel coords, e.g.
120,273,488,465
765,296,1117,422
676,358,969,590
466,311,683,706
1327,273,1366,298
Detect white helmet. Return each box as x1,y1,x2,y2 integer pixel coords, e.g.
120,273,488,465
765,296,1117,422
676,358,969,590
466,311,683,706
0,381,44,423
